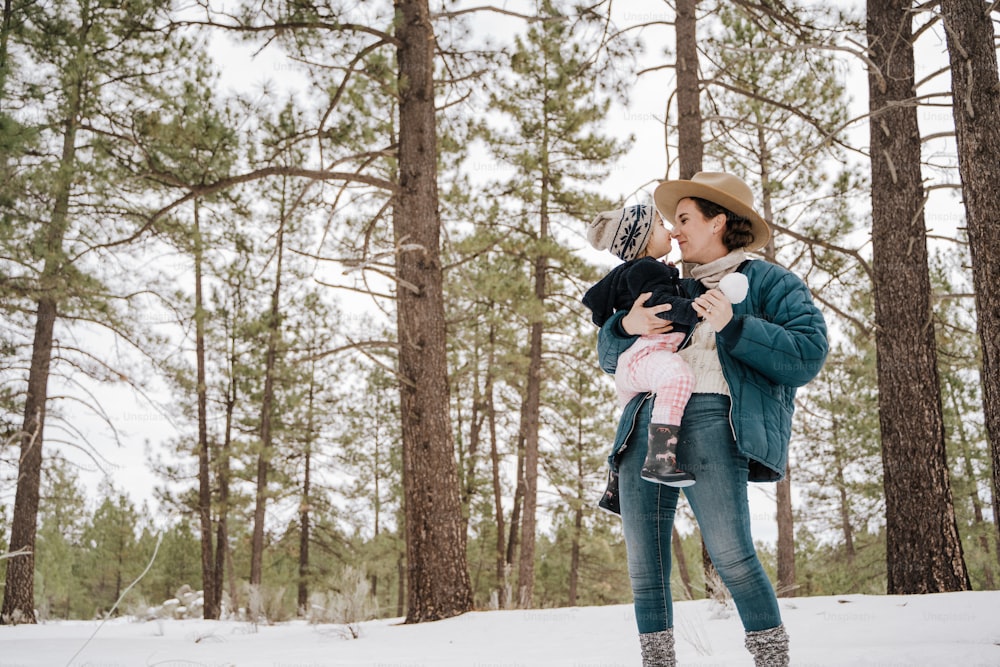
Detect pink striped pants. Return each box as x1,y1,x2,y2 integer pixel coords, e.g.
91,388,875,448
615,333,694,426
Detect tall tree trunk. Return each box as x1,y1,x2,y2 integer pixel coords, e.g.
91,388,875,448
193,201,219,619
396,555,405,618
507,439,524,571
866,0,970,594
674,0,717,597
940,0,1000,572
298,444,311,612
835,460,855,564
298,358,316,613
371,409,382,600
215,306,240,614
946,381,995,587
517,249,546,608
250,218,285,587
462,352,483,534
828,395,855,563
568,500,582,606
487,321,507,608
568,432,584,607
394,0,473,623
775,469,795,597
3,299,57,624
0,0,12,106
675,0,702,180
2,58,82,622
671,528,694,600
754,136,794,595
214,434,232,614
993,480,1000,572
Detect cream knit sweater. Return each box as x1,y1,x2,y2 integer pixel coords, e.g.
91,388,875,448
677,249,747,396
679,323,730,395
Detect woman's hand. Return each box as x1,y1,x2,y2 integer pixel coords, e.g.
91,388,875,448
622,293,675,336
694,288,734,331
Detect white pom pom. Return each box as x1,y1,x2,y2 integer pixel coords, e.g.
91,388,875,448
719,272,748,304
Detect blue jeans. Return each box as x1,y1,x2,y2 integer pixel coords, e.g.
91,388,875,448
619,393,781,634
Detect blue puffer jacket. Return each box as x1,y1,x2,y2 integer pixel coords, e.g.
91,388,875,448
598,259,828,482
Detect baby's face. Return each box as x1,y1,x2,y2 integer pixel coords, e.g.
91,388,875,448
645,211,674,259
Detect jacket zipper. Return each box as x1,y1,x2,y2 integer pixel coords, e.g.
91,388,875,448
715,265,748,443
725,375,737,441
617,392,652,459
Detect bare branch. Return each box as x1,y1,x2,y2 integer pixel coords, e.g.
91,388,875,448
299,339,398,364
73,166,399,261
770,220,874,281
314,279,396,301
170,17,400,48
722,41,885,92
0,546,31,561
430,6,546,21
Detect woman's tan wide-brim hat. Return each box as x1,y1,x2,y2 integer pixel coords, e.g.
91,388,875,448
653,172,771,252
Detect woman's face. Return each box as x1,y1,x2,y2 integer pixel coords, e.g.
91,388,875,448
670,198,727,264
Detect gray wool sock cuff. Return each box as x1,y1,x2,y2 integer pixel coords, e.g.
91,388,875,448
745,624,789,667
639,628,676,667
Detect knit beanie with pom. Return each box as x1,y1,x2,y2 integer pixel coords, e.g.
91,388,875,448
587,204,655,262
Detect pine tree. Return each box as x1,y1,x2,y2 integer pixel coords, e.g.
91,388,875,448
34,456,87,619
136,516,203,607
2,0,178,623
390,0,477,621
76,485,141,618
794,342,882,568
866,0,969,593
334,360,404,612
939,0,1000,568
443,220,527,608
134,64,241,619
675,0,702,179
209,0,475,621
476,0,629,607
931,246,996,588
540,319,618,606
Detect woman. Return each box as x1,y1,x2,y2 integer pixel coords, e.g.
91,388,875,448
598,172,828,666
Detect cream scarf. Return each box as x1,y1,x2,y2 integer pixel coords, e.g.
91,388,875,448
687,249,747,288
678,249,747,396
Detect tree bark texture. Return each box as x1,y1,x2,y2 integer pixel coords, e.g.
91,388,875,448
836,457,855,563
250,218,285,587
671,528,694,600
215,322,239,612
395,0,474,623
2,58,81,621
940,0,1000,566
517,254,546,608
1,298,56,624
486,324,508,608
675,0,702,180
298,444,311,612
193,203,219,619
756,135,791,588
568,503,582,607
866,0,970,594
776,473,795,596
674,0,719,595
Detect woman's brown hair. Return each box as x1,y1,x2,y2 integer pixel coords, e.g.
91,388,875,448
690,197,755,251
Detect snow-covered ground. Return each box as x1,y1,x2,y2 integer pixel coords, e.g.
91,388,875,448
2,591,998,666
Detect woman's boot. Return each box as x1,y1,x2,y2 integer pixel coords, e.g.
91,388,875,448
640,423,695,487
638,628,676,667
745,624,789,666
597,468,621,515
